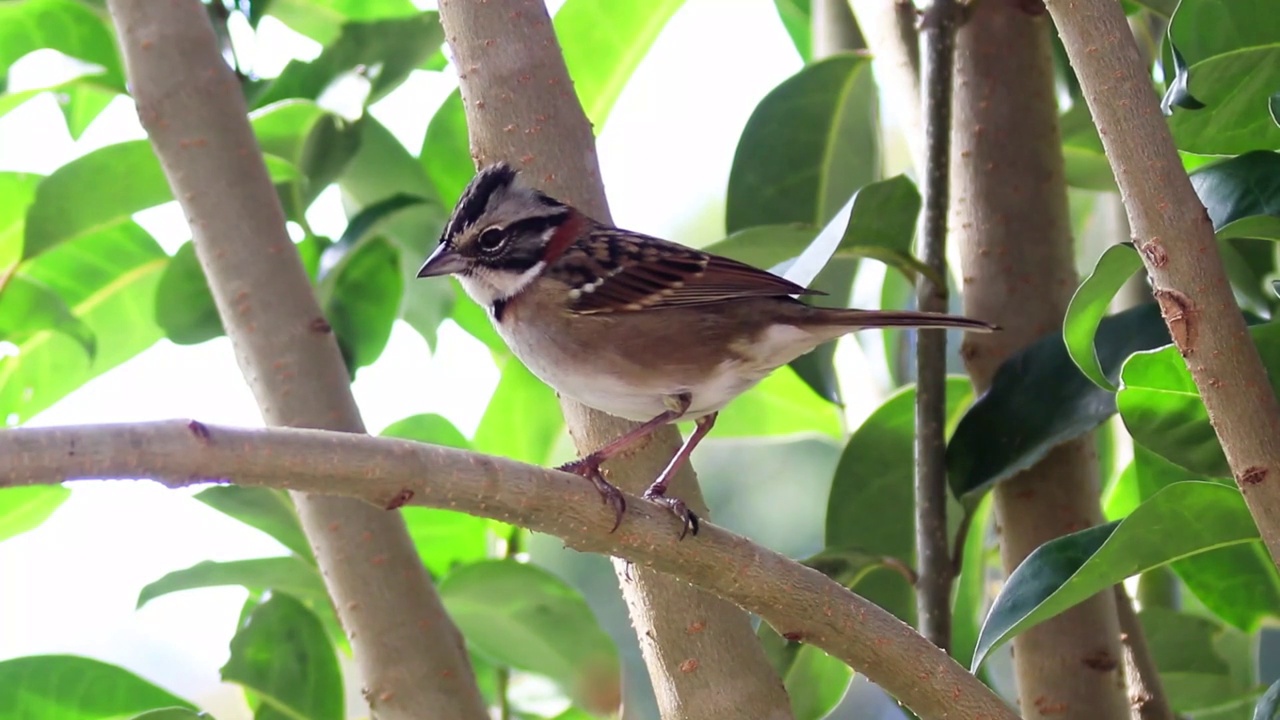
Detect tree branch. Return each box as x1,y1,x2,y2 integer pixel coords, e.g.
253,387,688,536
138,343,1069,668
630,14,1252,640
0,421,1018,720
848,0,923,169
104,2,487,717
1114,586,1175,720
435,2,793,717
1045,0,1280,570
913,0,960,653
951,2,1129,717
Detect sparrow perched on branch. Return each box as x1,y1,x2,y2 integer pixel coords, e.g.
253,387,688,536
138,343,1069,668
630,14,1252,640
418,163,996,537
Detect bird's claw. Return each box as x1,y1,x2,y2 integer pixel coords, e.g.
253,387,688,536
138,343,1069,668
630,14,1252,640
643,489,699,540
558,458,626,533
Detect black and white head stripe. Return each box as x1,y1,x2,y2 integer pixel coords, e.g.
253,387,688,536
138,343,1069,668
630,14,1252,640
441,162,519,243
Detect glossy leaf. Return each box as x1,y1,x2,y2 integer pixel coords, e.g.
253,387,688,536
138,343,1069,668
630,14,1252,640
137,557,329,609
266,0,420,45
472,359,563,466
154,242,221,346
222,593,343,720
1160,41,1207,116
1063,243,1143,391
727,54,878,232
826,378,974,624
785,646,850,720
1192,151,1280,240
1140,607,1255,713
0,655,195,718
972,482,1259,671
0,173,40,267
253,13,442,109
772,0,812,61
1,222,167,424
194,486,311,560
0,0,125,90
22,141,296,261
440,560,621,716
0,273,96,357
948,303,1174,504
0,485,70,543
1119,320,1280,478
320,236,402,373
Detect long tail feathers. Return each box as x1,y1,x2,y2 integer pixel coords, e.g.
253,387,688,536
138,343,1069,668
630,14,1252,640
815,308,999,332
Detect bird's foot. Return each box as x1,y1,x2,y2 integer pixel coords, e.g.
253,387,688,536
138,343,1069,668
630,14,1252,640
643,486,699,540
558,457,626,533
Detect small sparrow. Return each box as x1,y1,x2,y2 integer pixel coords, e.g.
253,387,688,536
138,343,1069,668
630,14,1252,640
418,163,996,537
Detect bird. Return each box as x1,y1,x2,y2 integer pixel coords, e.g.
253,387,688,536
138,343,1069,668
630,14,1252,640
417,162,996,538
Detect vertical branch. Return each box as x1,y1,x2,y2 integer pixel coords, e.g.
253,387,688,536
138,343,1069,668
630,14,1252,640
105,3,488,718
913,0,959,653
1115,586,1175,720
813,0,865,57
951,1,1129,717
435,2,795,718
848,0,924,168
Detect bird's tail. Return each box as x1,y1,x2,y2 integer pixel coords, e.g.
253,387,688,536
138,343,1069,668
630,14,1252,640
810,307,999,332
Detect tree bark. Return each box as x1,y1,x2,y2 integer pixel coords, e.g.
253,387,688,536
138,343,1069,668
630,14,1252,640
434,1,793,717
1,420,1022,720
104,3,488,718
951,2,1129,717
1046,0,1280,570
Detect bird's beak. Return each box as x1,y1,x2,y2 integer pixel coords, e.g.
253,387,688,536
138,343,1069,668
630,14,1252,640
417,244,467,278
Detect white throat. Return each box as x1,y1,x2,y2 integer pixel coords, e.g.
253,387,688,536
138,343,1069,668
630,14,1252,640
458,261,546,312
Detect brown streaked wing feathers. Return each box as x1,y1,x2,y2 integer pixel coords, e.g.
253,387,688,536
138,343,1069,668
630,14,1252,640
560,230,822,314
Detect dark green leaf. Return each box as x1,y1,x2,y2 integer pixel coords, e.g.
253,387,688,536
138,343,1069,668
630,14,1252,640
440,560,621,716
1160,41,1208,115
0,273,96,357
194,486,311,560
826,378,974,624
472,359,563,466
1063,243,1143,391
23,141,296,260
154,242,222,346
129,709,209,720
1,222,166,424
1192,151,1280,238
1119,320,1280,477
772,0,812,61
1140,607,1254,713
253,13,443,108
727,54,879,231
319,193,427,278
320,236,402,373
0,655,195,718
971,481,1259,671
1256,677,1280,720
0,0,125,90
0,485,70,543
266,0,420,45
137,557,329,609
222,593,343,720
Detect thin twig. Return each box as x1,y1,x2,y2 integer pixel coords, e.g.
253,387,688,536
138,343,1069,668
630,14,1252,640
1114,586,1175,720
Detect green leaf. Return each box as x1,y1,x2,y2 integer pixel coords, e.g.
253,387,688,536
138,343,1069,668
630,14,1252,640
473,359,563,466
253,13,443,109
0,655,195,718
327,193,428,266
727,53,879,232
0,273,96,357
1119,320,1280,477
420,91,473,208
129,709,208,720
0,172,40,267
1,222,167,424
57,81,118,139
712,365,841,438
381,412,470,449
1192,151,1280,239
194,486,312,560
266,0,420,45
948,303,1174,504
1063,244,1143,391
554,0,685,130
0,0,125,90
252,100,362,224
1060,103,1117,192
154,242,221,346
784,646,851,720
1256,677,1280,720
971,481,1259,671
22,141,297,260
440,560,621,716
137,557,329,609
0,485,70,542
951,494,993,670
1160,41,1208,116
1140,607,1256,713
320,236,402,373
222,593,343,720
771,0,812,61
825,378,975,624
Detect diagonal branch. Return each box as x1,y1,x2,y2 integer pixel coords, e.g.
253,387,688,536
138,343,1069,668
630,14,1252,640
104,2,487,717
0,420,1019,720
434,1,793,717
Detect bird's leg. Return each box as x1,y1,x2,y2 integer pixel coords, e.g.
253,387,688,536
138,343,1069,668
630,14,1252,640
643,412,717,539
557,393,692,533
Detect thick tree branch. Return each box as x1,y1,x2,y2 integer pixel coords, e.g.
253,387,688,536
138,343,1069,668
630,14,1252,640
1046,0,1280,569
1,421,1018,720
104,2,487,717
951,2,1129,717
913,0,960,653
435,2,792,717
848,0,923,168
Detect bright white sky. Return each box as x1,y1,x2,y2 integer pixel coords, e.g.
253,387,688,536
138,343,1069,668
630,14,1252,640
0,1,832,717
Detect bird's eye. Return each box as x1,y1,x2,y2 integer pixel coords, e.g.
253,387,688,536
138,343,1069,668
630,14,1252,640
477,227,506,253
